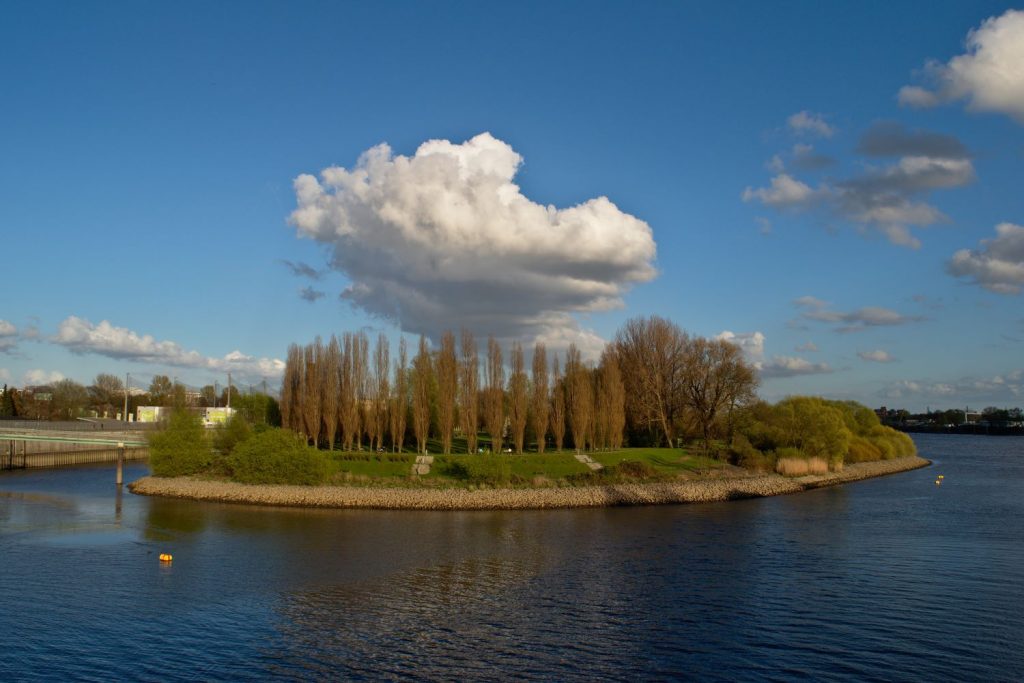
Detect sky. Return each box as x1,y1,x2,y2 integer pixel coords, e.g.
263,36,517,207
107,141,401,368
1,1,1022,411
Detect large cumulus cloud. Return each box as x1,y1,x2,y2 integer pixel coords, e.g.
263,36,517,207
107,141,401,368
289,133,657,350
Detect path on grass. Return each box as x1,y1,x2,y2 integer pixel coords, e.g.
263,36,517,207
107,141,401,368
574,453,603,471
413,455,433,476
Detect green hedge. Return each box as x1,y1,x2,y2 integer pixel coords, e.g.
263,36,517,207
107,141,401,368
226,428,330,485
148,410,213,477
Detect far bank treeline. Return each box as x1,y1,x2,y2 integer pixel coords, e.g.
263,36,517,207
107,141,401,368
275,315,915,467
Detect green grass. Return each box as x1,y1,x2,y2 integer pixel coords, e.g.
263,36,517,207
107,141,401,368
591,448,729,475
299,444,732,488
328,452,415,479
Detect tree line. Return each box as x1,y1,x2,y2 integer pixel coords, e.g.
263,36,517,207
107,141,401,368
280,316,759,455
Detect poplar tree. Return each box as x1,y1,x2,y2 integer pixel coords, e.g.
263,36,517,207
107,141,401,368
508,342,528,454
411,335,432,454
550,355,566,452
390,337,408,453
459,330,480,455
281,344,303,433
530,342,549,453
565,344,592,453
340,333,358,451
302,339,323,446
484,336,505,452
321,335,341,450
436,331,458,455
373,334,390,452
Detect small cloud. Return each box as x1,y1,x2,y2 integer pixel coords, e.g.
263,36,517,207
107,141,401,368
755,217,773,236
795,341,818,352
858,349,896,363
787,111,835,138
0,367,10,382
280,259,323,280
23,369,65,386
742,174,826,207
717,330,765,362
0,320,17,354
947,222,1024,295
299,286,326,303
790,143,836,171
759,355,833,378
898,9,1024,124
796,299,924,333
766,155,785,173
857,122,971,159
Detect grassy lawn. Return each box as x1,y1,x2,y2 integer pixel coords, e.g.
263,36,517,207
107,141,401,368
328,452,415,478
591,448,729,475
314,444,730,487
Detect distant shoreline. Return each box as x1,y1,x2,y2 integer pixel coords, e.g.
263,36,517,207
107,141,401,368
129,455,931,511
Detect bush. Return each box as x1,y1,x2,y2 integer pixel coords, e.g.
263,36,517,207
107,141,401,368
148,410,213,477
464,455,512,486
612,460,657,479
227,428,330,485
730,434,773,471
214,415,252,456
847,436,882,463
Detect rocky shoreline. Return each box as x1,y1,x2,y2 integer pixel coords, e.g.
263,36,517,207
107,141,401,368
129,455,930,511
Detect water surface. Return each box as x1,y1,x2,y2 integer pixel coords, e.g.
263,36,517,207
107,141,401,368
1,434,1021,681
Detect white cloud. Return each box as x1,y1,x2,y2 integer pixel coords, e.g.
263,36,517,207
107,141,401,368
717,330,765,361
947,223,1024,295
787,111,835,137
795,341,818,352
23,369,65,386
742,174,825,207
0,368,10,382
858,349,896,363
899,10,1024,123
289,133,657,349
755,217,773,236
298,286,326,302
52,316,285,380
759,355,833,379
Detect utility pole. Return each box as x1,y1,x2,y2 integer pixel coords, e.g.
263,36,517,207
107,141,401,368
227,372,232,410
123,372,130,423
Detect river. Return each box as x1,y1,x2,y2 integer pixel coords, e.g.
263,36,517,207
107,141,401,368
1,434,1021,681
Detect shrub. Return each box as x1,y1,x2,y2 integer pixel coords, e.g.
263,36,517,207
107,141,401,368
213,415,252,456
731,434,773,471
464,455,512,486
613,460,657,479
847,436,882,463
227,428,330,485
148,410,213,477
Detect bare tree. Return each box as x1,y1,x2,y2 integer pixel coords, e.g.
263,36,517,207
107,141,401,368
390,337,408,453
340,333,358,450
436,331,458,455
613,316,689,447
603,349,626,450
508,342,528,454
530,342,549,453
564,344,592,452
411,335,433,454
373,334,390,452
282,344,303,433
321,336,341,450
484,336,505,452
459,330,479,455
302,339,323,446
354,332,369,450
681,336,758,456
550,355,566,451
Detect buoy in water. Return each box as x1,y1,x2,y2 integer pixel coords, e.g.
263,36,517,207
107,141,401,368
935,480,941,485
938,475,944,479
159,553,173,563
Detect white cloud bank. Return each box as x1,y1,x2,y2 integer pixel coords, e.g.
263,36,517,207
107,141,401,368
289,132,657,352
899,9,1024,124
948,223,1024,295
52,317,285,380
794,297,923,333
883,370,1023,403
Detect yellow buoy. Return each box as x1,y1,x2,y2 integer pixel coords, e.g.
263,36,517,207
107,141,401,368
159,553,173,563
935,480,941,485
938,475,944,479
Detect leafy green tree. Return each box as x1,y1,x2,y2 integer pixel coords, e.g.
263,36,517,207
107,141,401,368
51,379,89,419
148,410,213,476
226,428,329,485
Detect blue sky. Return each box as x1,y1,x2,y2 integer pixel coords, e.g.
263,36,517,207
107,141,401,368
1,1,1022,411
